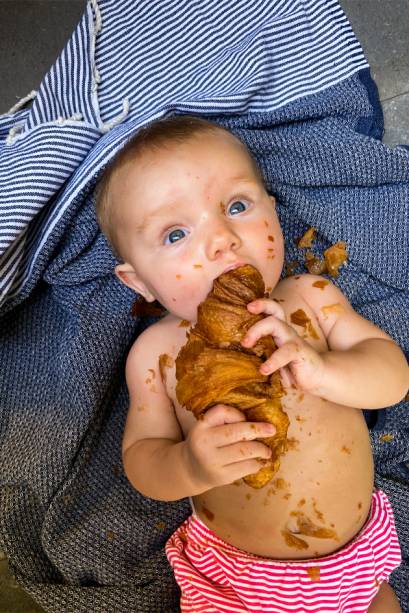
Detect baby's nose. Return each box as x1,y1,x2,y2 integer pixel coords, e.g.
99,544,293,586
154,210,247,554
206,222,241,259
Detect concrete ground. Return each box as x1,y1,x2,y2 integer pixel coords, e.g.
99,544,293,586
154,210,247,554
0,1,408,611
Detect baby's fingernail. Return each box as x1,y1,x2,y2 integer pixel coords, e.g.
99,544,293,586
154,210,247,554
260,365,269,374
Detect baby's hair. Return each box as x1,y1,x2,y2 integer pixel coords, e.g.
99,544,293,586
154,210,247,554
94,114,264,259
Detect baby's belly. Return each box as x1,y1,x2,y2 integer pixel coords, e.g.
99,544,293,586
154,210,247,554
193,390,374,559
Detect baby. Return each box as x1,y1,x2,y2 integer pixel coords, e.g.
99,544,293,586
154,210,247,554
95,115,408,612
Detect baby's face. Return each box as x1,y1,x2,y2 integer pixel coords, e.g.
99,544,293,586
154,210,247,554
113,130,284,322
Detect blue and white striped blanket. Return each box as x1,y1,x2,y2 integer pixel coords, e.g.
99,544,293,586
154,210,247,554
1,1,408,611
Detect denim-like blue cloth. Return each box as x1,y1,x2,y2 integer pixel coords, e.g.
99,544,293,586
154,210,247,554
1,2,408,613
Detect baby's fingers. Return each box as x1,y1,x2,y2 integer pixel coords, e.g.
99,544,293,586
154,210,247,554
220,440,272,466
260,341,301,375
247,298,285,320
224,458,272,485
242,313,297,349
212,421,275,448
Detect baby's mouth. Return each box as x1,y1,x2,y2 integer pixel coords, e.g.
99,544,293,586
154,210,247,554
221,261,246,275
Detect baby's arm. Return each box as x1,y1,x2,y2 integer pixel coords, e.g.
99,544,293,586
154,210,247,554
242,275,408,409
301,275,408,407
122,323,274,501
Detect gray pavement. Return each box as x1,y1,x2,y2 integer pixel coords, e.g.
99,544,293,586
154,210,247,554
0,1,408,611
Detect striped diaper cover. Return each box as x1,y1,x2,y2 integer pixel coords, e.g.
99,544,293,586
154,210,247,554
165,489,401,612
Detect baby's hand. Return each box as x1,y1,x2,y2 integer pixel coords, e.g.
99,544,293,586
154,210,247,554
241,299,324,393
184,404,275,491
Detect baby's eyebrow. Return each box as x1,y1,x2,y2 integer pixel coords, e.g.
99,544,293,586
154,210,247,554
134,177,258,233
134,204,176,234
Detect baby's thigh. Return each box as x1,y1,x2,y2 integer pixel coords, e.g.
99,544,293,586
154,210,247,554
367,582,401,613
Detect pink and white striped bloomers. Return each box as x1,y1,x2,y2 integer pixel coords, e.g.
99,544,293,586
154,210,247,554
165,489,401,612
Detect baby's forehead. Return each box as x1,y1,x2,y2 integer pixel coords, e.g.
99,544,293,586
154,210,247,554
111,129,260,204
148,132,255,177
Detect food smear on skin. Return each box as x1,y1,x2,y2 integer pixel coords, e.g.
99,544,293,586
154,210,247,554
175,274,182,280
290,309,320,340
281,530,309,550
297,227,317,248
148,368,156,379
158,353,174,383
178,320,191,328
267,235,275,242
287,437,300,451
341,445,351,454
290,511,338,540
312,279,329,290
193,264,202,269
274,478,288,490
312,499,325,522
321,303,344,319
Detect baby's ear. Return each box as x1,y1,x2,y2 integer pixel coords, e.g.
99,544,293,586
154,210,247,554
114,262,156,302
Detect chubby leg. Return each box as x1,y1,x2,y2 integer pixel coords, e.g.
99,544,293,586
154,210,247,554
367,582,401,613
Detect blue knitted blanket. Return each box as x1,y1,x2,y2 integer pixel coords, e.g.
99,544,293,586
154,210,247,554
1,1,408,611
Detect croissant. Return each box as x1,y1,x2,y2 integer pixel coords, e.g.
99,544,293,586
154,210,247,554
175,264,289,488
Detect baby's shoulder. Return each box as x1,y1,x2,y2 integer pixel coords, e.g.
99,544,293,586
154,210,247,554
274,273,354,343
274,273,349,309
126,313,187,372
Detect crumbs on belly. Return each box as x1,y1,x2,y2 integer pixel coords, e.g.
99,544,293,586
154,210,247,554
281,530,309,550
289,512,338,540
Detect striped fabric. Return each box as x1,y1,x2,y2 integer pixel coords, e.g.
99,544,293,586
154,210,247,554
0,0,368,310
166,490,402,613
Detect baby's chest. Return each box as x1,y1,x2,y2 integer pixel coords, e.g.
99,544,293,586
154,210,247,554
161,294,328,436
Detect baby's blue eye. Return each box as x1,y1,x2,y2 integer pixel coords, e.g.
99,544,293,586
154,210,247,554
165,228,187,244
228,200,248,215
